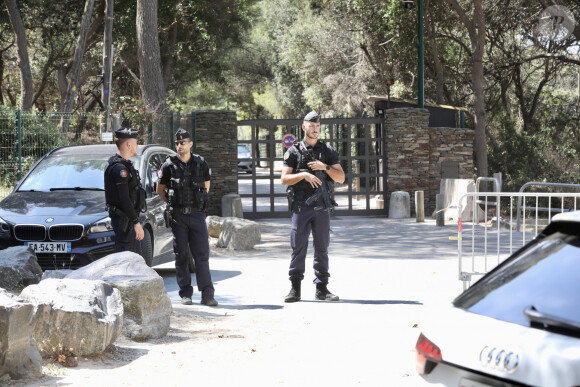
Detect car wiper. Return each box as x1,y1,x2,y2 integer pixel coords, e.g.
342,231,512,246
524,305,580,335
49,187,104,191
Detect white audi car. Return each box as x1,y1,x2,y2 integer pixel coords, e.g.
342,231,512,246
415,212,580,387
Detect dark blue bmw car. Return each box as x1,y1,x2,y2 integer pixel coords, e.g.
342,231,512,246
0,144,190,271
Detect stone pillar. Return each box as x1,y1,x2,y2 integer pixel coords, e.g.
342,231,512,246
385,108,430,215
384,108,475,216
194,110,238,216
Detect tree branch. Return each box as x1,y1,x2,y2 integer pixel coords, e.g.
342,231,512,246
117,53,141,84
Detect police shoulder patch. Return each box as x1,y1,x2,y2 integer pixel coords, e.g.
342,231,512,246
120,169,128,178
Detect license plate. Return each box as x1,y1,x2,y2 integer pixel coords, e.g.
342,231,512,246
24,242,71,253
460,378,494,387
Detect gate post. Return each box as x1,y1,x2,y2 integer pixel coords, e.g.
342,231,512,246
415,191,425,222
195,110,237,216
16,109,22,180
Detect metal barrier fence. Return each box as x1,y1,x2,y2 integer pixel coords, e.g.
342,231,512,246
515,181,580,230
0,110,196,201
454,191,580,290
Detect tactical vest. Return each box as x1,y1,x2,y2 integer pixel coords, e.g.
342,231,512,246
104,155,144,211
292,141,329,195
166,154,207,210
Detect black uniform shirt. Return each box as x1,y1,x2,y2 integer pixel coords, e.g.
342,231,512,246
106,156,139,222
158,154,211,187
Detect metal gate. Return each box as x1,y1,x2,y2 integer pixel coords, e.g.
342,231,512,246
237,117,386,219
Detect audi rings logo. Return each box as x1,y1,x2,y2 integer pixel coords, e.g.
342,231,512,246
480,346,519,374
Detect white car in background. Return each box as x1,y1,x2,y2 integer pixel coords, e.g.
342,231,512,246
237,143,253,173
415,212,580,387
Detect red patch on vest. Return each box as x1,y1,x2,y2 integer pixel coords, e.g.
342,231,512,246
120,169,128,178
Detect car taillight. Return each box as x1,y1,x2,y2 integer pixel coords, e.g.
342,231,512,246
415,333,442,375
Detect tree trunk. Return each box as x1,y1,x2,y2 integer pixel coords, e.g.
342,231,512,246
162,21,178,88
0,55,4,106
60,0,95,133
425,0,445,105
472,0,487,177
445,0,488,177
136,0,167,115
4,0,33,110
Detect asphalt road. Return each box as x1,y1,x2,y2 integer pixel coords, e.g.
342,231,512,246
152,216,465,386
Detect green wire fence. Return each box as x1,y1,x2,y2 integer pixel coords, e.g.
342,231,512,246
0,110,196,200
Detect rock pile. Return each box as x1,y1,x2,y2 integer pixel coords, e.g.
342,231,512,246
0,249,172,380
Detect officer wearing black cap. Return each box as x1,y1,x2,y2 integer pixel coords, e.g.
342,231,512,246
156,129,217,307
280,111,345,302
104,127,146,254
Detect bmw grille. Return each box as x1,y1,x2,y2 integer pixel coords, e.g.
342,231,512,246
14,225,46,241
14,224,84,242
49,224,84,241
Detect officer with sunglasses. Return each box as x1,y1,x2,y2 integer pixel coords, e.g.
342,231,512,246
156,129,217,306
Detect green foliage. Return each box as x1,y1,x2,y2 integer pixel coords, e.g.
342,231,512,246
1,0,580,190
489,111,580,192
0,108,94,187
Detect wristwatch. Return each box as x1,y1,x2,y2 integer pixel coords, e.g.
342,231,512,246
325,164,330,171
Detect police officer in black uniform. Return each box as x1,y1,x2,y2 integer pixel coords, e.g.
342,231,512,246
156,129,217,307
104,127,145,254
281,111,345,302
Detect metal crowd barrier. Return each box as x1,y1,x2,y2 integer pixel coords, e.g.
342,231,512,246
454,191,580,290
515,182,580,231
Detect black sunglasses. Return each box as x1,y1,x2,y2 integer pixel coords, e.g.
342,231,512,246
174,140,190,146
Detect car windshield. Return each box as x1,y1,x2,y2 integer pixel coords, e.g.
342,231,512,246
454,230,580,328
238,145,250,154
18,153,140,191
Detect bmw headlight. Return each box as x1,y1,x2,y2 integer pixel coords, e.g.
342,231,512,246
0,217,10,234
88,217,113,234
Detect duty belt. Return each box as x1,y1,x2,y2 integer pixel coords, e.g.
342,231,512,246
174,206,202,214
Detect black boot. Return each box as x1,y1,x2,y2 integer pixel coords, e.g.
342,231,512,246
284,280,301,303
315,283,339,301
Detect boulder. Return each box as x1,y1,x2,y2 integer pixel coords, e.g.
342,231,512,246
42,269,73,280
206,215,224,238
66,252,172,341
0,246,42,292
0,289,42,380
217,217,261,250
20,279,123,358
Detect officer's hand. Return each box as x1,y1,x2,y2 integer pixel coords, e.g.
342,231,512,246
134,223,144,240
303,172,322,188
307,160,326,171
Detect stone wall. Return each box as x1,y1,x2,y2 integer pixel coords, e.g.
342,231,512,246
385,108,474,215
194,110,238,216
